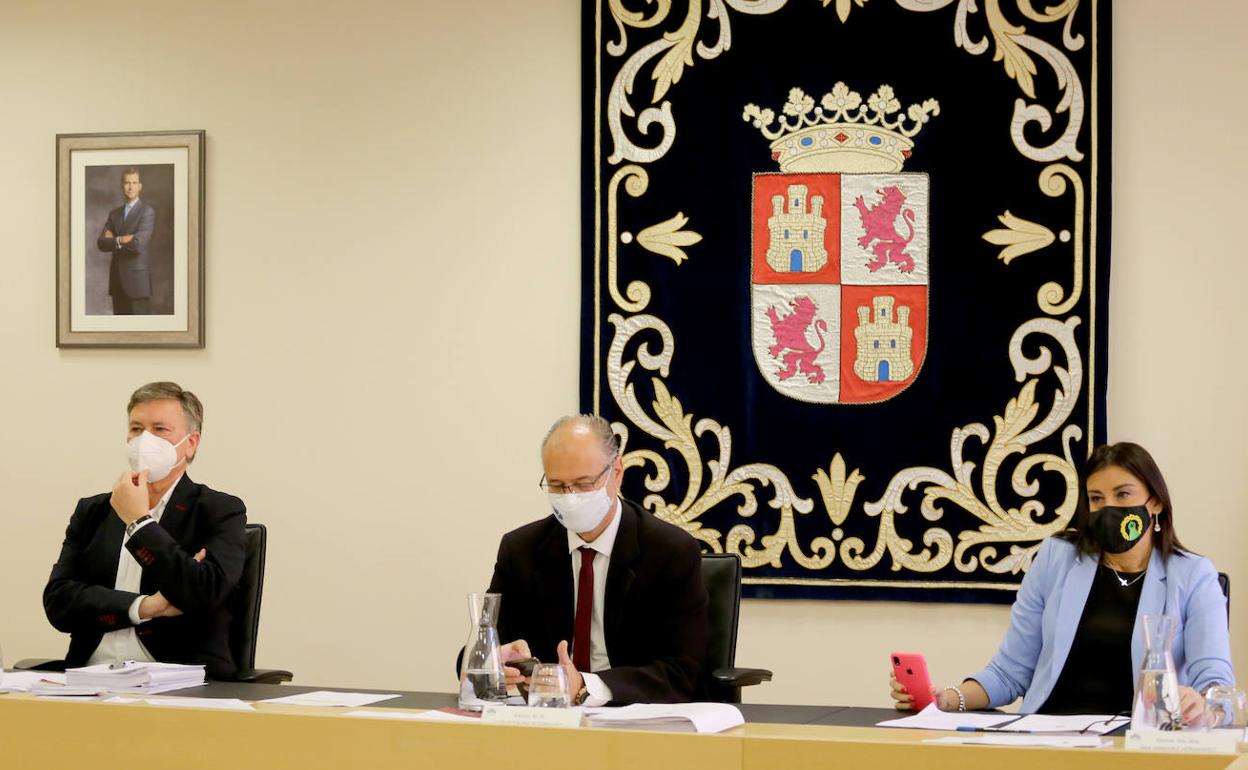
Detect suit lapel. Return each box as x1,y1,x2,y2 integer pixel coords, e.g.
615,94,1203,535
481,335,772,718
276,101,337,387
1131,548,1170,677
534,520,575,645
157,474,198,537
603,502,639,647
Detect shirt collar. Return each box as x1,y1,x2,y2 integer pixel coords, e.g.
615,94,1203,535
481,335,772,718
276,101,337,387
125,198,140,209
566,495,623,558
150,473,183,520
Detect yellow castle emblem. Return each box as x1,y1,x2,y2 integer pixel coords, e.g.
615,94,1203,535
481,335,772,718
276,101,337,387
766,184,828,273
853,295,913,382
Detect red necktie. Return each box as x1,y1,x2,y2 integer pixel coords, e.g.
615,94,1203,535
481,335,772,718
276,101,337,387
573,546,595,672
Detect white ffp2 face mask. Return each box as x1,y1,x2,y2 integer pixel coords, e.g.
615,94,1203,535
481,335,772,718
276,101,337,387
548,470,615,534
126,430,189,482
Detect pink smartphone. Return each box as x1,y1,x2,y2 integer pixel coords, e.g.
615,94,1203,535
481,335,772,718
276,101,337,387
891,652,933,711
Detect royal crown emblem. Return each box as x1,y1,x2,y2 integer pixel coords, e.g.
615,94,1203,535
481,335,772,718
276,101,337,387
744,83,939,173
746,83,938,404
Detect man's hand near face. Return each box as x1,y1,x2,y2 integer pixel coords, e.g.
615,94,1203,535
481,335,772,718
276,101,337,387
110,470,150,524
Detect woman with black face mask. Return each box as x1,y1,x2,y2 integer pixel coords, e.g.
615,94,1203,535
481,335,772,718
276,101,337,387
888,442,1234,721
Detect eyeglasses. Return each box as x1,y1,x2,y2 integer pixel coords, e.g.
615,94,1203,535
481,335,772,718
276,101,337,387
539,462,612,495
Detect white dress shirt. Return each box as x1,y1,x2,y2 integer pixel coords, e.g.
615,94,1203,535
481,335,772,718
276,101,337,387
566,496,623,707
86,475,181,666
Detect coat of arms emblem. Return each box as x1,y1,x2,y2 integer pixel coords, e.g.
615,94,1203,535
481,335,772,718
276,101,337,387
745,83,939,404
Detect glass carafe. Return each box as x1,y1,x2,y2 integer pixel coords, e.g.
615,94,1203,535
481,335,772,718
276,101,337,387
457,592,507,711
1131,614,1182,731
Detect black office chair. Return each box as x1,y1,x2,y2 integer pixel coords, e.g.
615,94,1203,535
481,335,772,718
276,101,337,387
232,523,292,683
1218,571,1231,624
701,553,772,703
17,523,291,683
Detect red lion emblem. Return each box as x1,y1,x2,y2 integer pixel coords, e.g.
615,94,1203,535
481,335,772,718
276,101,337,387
853,186,916,273
766,296,827,384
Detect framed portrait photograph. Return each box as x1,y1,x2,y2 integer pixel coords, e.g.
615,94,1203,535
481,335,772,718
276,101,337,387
56,130,205,347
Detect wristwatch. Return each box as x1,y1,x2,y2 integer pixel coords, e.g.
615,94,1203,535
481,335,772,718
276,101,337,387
573,683,590,706
126,514,152,538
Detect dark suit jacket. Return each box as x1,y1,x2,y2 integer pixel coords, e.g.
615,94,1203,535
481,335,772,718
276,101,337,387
96,199,155,299
486,499,708,704
43,475,247,679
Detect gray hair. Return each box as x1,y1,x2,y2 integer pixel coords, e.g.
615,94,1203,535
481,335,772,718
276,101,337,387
128,381,203,434
542,414,620,462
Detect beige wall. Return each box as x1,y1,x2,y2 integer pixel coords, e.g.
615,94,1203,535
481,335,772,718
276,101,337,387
0,1,1243,708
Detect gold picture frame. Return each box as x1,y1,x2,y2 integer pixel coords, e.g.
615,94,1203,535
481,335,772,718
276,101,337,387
56,130,205,347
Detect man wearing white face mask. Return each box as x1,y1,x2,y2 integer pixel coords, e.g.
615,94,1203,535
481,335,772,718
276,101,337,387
482,415,709,705
43,382,247,679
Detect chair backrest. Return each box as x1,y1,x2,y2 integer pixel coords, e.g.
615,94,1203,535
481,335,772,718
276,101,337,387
701,553,742,684
1218,571,1231,623
228,523,268,672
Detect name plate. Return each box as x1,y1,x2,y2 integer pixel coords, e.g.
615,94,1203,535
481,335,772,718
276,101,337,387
1124,729,1239,754
481,704,584,728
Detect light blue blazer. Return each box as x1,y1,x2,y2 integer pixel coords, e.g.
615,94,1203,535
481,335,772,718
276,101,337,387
970,537,1234,713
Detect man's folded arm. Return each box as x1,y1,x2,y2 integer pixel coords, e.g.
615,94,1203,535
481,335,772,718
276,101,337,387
119,207,155,254
125,496,247,614
43,500,141,634
96,222,119,252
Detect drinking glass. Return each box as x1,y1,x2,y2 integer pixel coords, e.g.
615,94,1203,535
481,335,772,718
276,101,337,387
1203,686,1248,729
526,663,572,708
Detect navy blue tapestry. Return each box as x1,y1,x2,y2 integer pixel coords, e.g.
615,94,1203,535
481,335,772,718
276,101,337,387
580,0,1110,603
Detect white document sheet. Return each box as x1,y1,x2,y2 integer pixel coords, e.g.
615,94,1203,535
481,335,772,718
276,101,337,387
344,709,480,722
259,690,402,708
0,672,67,692
876,703,1014,730
143,697,255,712
583,703,744,733
998,713,1130,735
925,735,1110,748
30,683,104,697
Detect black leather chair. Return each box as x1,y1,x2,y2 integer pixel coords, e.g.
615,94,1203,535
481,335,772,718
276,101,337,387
1218,571,1231,623
701,553,772,703
232,523,292,683
17,523,291,683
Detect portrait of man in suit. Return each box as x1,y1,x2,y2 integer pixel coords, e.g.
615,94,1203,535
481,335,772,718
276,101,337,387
84,164,176,317
97,167,156,314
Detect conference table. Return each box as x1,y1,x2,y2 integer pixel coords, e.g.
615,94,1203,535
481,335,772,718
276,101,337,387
3,680,1245,769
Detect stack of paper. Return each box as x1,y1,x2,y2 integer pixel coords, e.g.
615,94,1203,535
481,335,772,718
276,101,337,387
0,672,67,692
65,661,206,694
584,703,744,733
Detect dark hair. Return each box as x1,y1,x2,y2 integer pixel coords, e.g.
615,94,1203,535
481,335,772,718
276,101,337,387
128,380,203,432
1057,442,1187,559
121,167,142,182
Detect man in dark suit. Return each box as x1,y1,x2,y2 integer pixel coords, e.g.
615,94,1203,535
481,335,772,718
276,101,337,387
43,382,247,679
486,415,708,705
96,167,156,315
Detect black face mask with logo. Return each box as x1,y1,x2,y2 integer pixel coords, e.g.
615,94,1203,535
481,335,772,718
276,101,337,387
1089,504,1153,554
